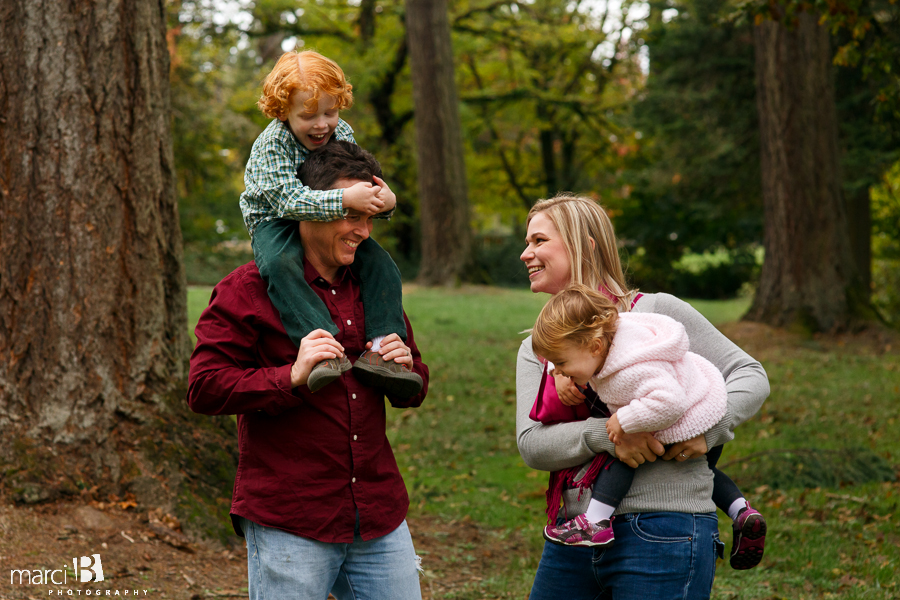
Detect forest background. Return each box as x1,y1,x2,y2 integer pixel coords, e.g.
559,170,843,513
171,0,900,321
2,0,900,598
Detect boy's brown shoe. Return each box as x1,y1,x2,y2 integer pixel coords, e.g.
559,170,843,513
352,350,423,399
307,355,352,392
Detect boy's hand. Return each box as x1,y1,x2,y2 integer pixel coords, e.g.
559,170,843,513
373,176,397,213
290,329,345,388
606,412,625,445
552,372,586,406
342,181,385,215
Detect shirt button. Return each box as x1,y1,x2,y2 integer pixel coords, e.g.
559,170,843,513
346,319,352,325
331,289,336,295
353,435,358,441
352,477,356,483
352,393,357,399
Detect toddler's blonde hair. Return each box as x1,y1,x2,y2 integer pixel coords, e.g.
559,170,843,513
532,284,619,366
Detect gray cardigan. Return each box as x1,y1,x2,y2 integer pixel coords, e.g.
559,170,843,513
516,293,770,516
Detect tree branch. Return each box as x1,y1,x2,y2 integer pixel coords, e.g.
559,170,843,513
465,55,533,210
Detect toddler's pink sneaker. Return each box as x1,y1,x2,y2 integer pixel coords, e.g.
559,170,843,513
731,505,766,569
543,515,615,548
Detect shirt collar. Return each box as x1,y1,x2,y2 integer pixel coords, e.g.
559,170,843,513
303,257,358,288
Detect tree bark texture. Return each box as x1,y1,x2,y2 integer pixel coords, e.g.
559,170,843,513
746,12,867,331
0,0,188,477
406,0,471,285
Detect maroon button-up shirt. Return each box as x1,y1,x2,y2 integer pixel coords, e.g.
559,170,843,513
187,260,428,543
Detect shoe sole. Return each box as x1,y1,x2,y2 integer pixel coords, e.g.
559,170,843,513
542,528,615,549
307,360,352,393
730,514,766,570
352,363,423,399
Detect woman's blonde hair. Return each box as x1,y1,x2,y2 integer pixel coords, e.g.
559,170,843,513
257,51,353,120
532,284,619,365
527,194,635,313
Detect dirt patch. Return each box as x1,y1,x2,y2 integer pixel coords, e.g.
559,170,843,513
0,500,529,600
718,320,899,358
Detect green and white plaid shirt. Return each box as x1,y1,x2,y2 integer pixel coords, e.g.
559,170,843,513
240,118,391,236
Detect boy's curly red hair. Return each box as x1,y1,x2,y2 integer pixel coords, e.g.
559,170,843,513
257,51,353,120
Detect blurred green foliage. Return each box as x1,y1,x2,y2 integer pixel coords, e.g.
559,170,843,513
610,0,762,295
872,163,900,323
168,0,900,311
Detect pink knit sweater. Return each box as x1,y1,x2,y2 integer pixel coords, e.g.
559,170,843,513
590,312,727,444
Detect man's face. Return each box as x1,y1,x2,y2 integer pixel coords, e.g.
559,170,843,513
300,178,374,276
284,91,340,151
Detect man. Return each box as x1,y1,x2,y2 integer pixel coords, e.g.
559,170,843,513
187,141,428,599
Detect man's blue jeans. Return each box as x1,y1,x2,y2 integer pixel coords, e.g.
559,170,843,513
530,512,724,600
241,517,422,600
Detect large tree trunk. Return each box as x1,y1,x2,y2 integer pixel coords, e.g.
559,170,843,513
406,0,471,285
0,0,191,495
746,11,870,331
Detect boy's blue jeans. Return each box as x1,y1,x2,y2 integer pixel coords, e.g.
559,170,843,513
252,218,406,346
242,517,422,600
530,512,724,600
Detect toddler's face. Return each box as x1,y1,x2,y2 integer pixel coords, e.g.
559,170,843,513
285,92,340,151
549,341,605,387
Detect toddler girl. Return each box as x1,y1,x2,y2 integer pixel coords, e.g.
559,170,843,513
530,284,766,570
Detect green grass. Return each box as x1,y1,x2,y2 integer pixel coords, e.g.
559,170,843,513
187,286,213,343
683,296,752,325
187,286,900,599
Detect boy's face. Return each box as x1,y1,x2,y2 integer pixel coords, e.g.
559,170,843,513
285,91,340,151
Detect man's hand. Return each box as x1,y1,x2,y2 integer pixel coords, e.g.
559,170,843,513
614,431,665,468
552,372,586,406
372,176,397,213
290,329,345,388
606,412,625,445
366,333,413,366
342,181,385,215
662,434,709,462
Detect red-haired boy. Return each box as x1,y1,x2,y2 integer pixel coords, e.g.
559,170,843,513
239,50,421,398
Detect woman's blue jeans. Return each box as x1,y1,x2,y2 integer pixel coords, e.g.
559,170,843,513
530,512,724,600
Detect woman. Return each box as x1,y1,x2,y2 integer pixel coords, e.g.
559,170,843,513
516,195,769,599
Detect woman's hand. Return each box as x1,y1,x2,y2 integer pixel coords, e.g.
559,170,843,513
663,434,709,462
614,431,665,468
553,372,586,406
606,412,625,445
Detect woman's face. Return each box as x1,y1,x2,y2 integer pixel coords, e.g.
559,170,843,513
521,212,572,295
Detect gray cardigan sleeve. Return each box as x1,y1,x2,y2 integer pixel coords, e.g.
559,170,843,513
516,337,618,472
641,294,770,449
